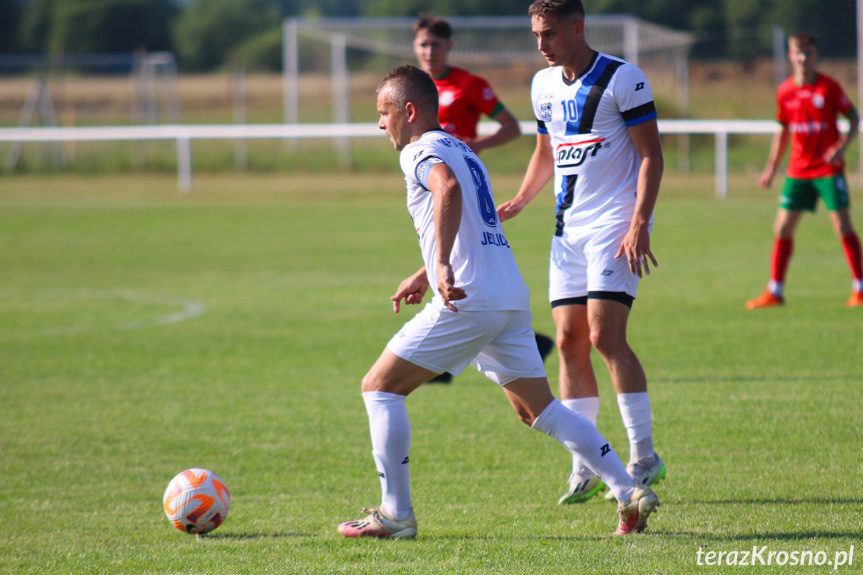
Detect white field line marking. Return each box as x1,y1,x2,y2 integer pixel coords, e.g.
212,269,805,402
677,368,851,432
0,290,206,334
115,292,207,330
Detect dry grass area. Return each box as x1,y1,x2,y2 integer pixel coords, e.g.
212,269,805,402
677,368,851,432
4,58,859,176
1,59,858,129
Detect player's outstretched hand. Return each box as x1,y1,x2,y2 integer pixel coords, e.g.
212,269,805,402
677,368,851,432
615,224,658,279
437,261,466,312
391,269,429,313
823,142,846,166
497,199,524,222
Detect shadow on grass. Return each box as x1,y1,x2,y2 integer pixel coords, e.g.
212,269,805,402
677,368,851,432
657,498,862,541
659,374,854,385
657,530,859,542
202,532,316,540
686,497,863,506
431,534,608,543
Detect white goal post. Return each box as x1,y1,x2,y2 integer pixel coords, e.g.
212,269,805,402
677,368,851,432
282,15,695,129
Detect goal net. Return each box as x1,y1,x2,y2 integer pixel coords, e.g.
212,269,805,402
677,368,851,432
283,15,694,168
283,15,694,122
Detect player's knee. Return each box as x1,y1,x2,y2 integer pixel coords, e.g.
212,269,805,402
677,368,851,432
589,327,625,358
775,224,794,238
833,217,853,237
513,407,535,427
360,372,380,393
556,326,591,358
774,214,799,238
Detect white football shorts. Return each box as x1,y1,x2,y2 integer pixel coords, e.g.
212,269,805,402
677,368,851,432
386,302,546,386
549,221,652,302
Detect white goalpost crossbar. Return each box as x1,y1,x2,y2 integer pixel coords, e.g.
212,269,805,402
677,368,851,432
1,119,831,196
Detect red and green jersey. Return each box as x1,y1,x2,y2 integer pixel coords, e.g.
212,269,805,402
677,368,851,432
776,73,855,179
433,66,505,140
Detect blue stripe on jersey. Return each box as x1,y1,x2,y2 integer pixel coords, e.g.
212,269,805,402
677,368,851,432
625,111,657,127
622,101,657,127
578,56,625,135
554,174,577,237
567,54,621,136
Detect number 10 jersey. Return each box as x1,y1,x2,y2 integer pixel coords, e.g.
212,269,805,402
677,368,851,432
531,52,657,236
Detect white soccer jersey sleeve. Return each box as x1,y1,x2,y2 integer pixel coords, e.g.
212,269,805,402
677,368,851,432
398,131,531,311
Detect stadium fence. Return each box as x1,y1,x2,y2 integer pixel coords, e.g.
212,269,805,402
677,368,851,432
0,119,806,197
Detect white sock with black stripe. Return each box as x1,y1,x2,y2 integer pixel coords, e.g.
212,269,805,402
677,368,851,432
363,391,413,521
532,398,634,502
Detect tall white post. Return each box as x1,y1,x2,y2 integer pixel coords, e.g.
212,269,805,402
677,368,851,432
623,17,639,67
772,25,786,89
676,52,690,172
177,136,192,194
331,33,351,169
233,65,248,171
715,130,728,200
284,18,299,125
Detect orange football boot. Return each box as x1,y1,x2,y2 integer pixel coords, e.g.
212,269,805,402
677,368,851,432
847,291,863,307
746,290,784,309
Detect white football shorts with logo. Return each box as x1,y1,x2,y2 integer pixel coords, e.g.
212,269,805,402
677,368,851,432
386,302,546,386
549,221,652,302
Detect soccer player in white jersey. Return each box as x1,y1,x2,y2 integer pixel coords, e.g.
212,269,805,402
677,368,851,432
498,0,666,505
337,64,659,538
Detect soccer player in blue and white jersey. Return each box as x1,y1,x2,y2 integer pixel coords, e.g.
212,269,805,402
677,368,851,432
412,14,554,384
498,0,666,506
337,64,659,538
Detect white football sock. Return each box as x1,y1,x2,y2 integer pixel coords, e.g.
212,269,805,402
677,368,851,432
616,392,654,464
532,398,634,502
854,279,863,292
561,397,600,475
767,280,784,297
362,391,412,521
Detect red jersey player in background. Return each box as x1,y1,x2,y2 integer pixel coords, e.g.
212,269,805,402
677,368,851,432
412,15,521,154
412,16,554,383
748,31,863,308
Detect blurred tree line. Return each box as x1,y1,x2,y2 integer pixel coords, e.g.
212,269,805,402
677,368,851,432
0,0,857,71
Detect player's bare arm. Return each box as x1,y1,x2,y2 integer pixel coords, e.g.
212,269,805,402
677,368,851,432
497,132,555,222
391,267,429,313
470,108,521,154
427,162,467,311
616,118,663,278
759,127,790,188
824,109,859,165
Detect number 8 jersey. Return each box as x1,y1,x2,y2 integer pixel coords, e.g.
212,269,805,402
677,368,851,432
399,130,531,312
532,52,657,235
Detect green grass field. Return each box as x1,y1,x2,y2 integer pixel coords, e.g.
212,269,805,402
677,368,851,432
1,172,861,574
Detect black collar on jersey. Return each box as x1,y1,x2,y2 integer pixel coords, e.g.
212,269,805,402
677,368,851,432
561,50,598,87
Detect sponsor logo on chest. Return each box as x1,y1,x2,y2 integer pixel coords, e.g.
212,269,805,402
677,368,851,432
556,138,607,168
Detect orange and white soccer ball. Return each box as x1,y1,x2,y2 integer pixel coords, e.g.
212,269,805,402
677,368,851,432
163,468,230,535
